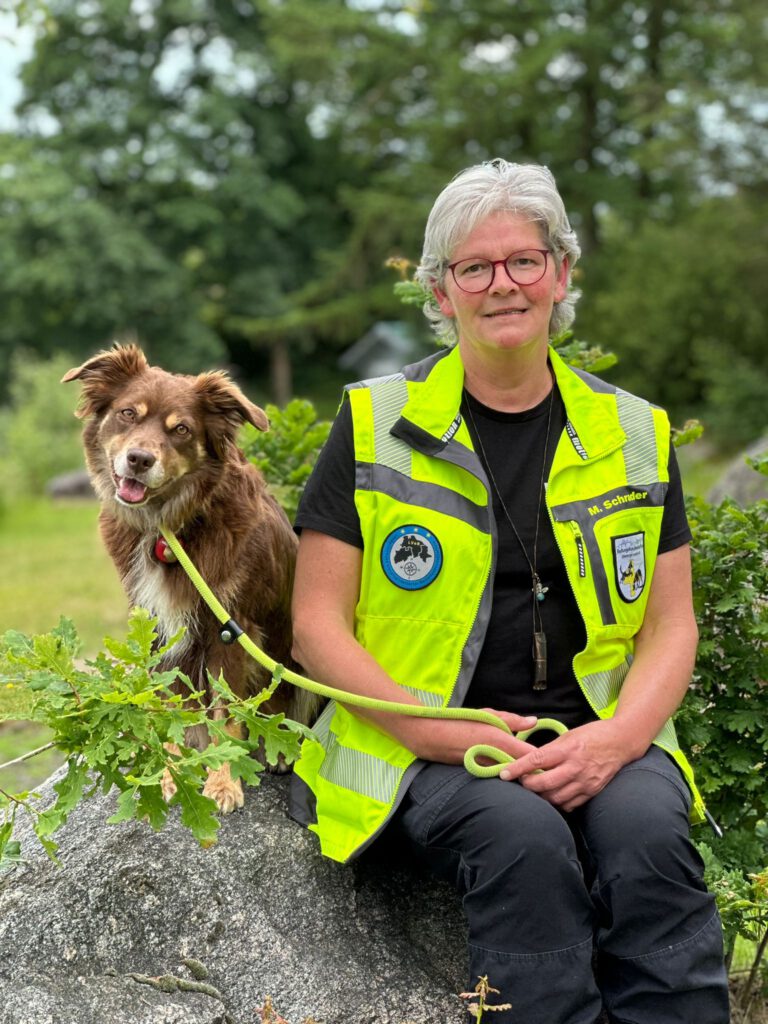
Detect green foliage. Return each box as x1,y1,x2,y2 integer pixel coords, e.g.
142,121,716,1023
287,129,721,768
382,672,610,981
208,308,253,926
0,609,313,866
392,279,432,310
0,350,84,495
550,330,618,375
0,138,225,393
677,496,768,877
671,420,705,450
581,195,768,445
699,844,768,954
241,399,332,523
0,2,383,397
698,356,768,451
746,451,768,478
6,0,766,412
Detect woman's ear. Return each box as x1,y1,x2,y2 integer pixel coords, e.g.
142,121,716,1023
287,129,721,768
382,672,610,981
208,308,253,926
554,256,570,305
432,284,454,318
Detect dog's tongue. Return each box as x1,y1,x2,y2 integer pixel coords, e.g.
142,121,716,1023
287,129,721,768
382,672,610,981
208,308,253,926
117,477,148,504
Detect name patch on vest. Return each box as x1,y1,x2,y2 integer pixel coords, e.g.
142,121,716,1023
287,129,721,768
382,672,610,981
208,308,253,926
612,532,646,603
587,489,649,516
381,525,443,591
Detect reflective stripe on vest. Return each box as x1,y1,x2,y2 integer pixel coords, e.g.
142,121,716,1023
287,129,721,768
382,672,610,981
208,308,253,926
616,390,660,483
370,376,411,474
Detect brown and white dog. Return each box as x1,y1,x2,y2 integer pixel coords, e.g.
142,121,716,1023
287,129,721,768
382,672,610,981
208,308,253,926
63,344,317,812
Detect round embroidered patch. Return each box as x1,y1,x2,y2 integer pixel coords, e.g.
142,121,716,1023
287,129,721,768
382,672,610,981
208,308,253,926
381,525,443,591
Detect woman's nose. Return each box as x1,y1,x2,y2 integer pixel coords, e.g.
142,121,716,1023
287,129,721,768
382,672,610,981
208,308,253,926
488,261,518,294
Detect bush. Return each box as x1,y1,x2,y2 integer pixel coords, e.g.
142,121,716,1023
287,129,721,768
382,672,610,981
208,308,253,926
240,398,331,523
581,194,768,447
677,494,768,876
0,351,84,496
0,609,312,865
675,476,768,990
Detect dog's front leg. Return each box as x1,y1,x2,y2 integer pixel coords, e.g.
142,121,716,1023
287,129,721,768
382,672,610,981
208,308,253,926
202,711,246,814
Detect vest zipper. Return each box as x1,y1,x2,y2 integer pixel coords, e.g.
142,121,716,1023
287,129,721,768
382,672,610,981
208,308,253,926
574,529,586,578
449,514,495,708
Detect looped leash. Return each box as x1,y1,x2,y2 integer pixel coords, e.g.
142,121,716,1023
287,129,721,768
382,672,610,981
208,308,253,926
158,526,567,779
464,718,569,777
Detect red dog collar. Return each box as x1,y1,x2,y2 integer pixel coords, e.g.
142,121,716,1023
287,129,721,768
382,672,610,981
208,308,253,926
154,536,185,564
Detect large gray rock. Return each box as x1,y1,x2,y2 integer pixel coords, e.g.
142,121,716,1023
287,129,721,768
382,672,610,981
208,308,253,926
0,770,468,1024
708,436,768,505
46,469,96,500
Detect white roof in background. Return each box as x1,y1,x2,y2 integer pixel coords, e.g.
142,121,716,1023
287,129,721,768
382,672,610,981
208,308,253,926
338,321,423,371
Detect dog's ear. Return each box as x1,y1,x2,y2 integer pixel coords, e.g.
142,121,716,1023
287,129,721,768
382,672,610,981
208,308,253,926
62,344,148,418
195,371,269,459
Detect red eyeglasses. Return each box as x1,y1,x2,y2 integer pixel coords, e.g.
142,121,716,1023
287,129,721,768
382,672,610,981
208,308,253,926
447,249,550,293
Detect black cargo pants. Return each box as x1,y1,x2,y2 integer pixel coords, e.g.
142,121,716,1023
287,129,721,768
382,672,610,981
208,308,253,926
388,746,730,1024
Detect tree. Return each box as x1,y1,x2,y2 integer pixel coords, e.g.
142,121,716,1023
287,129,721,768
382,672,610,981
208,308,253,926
3,0,766,412
272,0,767,250
4,0,392,399
577,191,768,444
0,136,224,392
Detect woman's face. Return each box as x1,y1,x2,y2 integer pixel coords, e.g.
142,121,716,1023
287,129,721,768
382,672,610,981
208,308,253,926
433,211,568,362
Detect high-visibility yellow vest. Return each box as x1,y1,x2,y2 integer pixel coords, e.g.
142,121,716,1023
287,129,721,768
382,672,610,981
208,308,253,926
294,344,705,864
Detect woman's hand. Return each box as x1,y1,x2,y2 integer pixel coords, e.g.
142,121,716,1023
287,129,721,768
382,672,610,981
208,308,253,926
498,546,698,812
401,708,540,765
497,718,633,811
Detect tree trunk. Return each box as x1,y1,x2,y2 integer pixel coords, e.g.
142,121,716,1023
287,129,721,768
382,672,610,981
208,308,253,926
270,337,293,406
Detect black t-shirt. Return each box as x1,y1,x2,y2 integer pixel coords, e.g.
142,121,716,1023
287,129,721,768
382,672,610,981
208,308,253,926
295,384,692,729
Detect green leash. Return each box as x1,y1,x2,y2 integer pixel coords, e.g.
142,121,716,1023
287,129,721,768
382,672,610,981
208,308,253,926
158,526,568,778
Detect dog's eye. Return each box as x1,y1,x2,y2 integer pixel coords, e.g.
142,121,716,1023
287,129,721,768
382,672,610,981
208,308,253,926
120,408,136,421
174,424,190,437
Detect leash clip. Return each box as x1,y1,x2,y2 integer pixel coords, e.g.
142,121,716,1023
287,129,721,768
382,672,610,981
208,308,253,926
219,618,244,645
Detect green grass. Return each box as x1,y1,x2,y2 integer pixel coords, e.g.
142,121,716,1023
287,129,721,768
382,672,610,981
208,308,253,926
0,497,126,652
0,721,60,794
0,496,126,791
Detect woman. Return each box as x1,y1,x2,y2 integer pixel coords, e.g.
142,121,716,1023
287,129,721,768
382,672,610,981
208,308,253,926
290,160,729,1023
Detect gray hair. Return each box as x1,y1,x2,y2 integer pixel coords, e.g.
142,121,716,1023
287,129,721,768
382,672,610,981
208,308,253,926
415,159,581,346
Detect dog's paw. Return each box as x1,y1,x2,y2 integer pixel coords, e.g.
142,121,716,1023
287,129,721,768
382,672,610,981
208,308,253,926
161,743,182,803
203,765,244,814
161,768,177,803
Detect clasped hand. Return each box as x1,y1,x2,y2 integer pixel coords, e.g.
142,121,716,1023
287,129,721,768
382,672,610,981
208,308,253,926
497,719,628,812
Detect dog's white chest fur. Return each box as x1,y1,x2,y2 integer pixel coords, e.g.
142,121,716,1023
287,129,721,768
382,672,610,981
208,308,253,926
126,545,194,656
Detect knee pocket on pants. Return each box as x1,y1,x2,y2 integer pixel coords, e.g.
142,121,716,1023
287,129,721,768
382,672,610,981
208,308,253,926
610,908,724,965
469,934,594,963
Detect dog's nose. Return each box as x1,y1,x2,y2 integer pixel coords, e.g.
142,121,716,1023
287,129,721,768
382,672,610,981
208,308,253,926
126,448,156,472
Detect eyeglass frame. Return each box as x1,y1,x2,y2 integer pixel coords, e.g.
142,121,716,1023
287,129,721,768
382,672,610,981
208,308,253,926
445,248,552,294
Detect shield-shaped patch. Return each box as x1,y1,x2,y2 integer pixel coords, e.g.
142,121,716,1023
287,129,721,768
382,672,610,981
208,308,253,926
612,532,646,603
